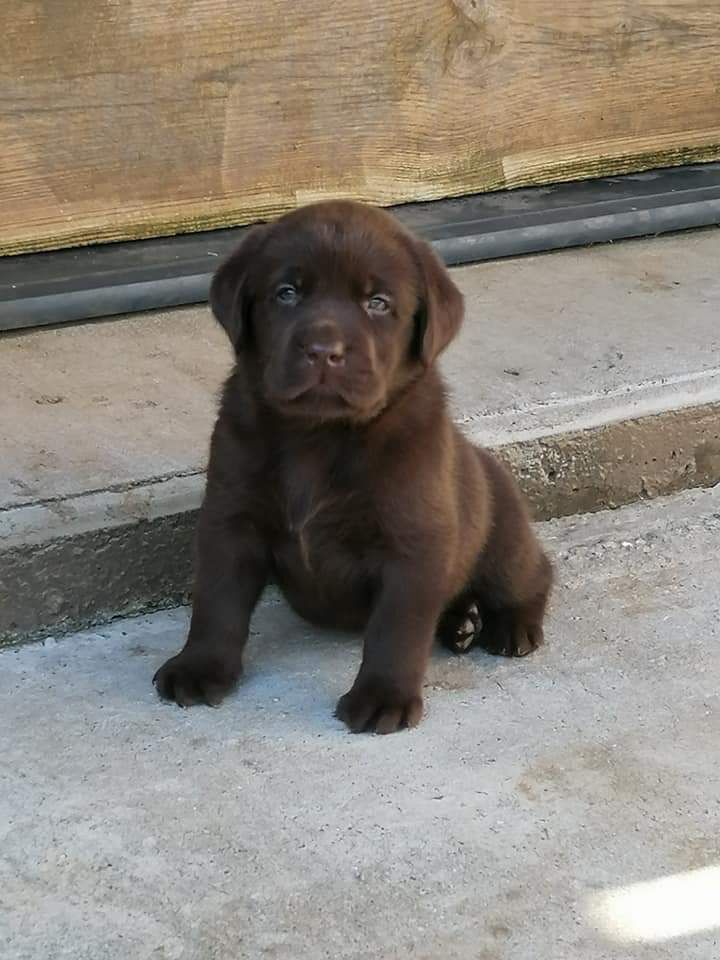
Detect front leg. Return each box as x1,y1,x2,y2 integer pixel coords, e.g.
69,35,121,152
153,511,268,707
336,562,446,734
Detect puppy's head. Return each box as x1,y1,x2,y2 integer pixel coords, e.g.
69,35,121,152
211,200,463,423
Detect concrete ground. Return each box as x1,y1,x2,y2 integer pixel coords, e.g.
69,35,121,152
2,485,719,959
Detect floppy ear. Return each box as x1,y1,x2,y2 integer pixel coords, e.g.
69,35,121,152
209,225,269,351
412,240,464,365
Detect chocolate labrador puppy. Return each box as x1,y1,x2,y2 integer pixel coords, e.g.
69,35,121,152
154,200,552,733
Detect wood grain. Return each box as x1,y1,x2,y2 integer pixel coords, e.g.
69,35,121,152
1,0,719,255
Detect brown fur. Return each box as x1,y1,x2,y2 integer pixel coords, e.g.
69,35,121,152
154,200,553,733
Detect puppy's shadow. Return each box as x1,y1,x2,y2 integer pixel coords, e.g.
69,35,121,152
245,591,361,676
247,590,500,698
142,593,517,727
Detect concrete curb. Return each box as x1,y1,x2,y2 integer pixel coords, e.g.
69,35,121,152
2,401,718,646
496,402,720,521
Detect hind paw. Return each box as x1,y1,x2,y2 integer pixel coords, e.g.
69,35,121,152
437,601,482,655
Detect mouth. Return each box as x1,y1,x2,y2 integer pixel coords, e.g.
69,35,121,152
266,365,385,422
271,381,354,417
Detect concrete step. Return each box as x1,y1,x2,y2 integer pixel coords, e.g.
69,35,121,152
2,228,719,643
3,485,720,959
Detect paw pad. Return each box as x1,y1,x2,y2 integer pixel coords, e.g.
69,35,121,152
438,601,482,654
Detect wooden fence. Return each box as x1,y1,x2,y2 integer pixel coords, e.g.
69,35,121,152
1,0,719,255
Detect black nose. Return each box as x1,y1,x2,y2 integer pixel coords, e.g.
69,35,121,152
303,341,345,367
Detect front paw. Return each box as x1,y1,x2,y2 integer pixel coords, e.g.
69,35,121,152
153,648,241,707
335,675,423,734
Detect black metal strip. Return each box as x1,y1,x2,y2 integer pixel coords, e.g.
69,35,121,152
2,163,719,332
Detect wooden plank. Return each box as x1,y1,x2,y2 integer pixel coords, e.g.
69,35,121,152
1,0,719,255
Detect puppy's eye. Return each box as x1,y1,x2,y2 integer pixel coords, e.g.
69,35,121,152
275,284,300,306
367,295,390,314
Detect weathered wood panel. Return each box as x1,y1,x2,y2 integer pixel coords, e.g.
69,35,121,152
1,1,719,255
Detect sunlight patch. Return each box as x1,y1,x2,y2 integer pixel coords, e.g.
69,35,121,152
588,865,720,943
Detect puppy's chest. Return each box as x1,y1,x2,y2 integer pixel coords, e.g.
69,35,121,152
271,446,381,565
